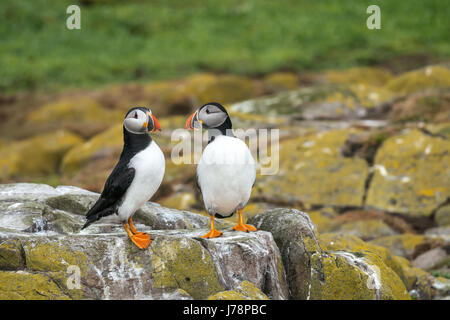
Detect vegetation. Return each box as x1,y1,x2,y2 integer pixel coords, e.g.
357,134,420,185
1,0,449,94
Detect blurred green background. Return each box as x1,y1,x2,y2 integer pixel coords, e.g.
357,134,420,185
1,0,449,94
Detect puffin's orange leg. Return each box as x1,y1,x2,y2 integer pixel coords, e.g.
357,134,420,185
201,215,223,239
128,217,146,235
123,222,151,250
232,209,257,232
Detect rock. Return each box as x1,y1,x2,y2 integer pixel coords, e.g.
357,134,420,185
61,123,123,175
432,277,450,300
255,129,369,207
391,255,434,300
230,84,391,119
0,183,286,300
0,131,83,181
335,219,398,241
389,91,450,123
365,129,450,218
435,205,450,226
385,66,450,95
425,226,450,238
182,74,260,106
248,209,410,299
263,72,299,92
412,248,449,271
370,234,426,259
0,271,70,300
323,67,393,87
26,98,123,139
208,281,269,300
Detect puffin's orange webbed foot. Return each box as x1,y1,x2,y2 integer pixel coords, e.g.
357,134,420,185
123,221,152,250
130,232,152,249
232,223,257,233
201,228,223,239
232,209,257,233
201,215,223,239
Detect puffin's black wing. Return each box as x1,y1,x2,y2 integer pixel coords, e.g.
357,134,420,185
82,166,135,229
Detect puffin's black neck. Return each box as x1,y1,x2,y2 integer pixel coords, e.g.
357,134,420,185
207,117,234,143
121,126,152,160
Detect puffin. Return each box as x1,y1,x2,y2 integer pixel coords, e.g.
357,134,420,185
82,107,165,249
185,102,257,238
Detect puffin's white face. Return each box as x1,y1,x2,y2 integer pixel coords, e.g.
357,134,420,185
124,108,161,134
197,104,229,129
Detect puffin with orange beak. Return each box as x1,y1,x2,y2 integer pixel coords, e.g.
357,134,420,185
185,102,257,238
82,107,164,249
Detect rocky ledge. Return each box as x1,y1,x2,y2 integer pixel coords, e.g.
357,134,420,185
0,183,448,300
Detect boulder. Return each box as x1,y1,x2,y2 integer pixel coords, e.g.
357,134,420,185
365,129,450,218
26,98,123,139
323,67,393,87
229,84,391,119
0,131,83,181
248,209,410,300
255,129,369,208
61,124,123,175
0,183,287,300
384,66,450,95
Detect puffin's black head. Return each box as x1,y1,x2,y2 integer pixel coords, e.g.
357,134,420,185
185,102,231,130
124,107,161,134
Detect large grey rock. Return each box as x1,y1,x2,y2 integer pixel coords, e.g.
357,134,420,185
248,209,412,300
248,208,322,299
0,183,287,300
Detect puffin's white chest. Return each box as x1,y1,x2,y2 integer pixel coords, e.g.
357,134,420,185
118,141,165,221
197,135,256,215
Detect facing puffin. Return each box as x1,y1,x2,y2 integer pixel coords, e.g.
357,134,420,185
82,107,165,249
185,102,257,238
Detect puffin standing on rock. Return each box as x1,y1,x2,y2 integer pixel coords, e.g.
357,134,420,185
82,107,165,250
185,102,257,238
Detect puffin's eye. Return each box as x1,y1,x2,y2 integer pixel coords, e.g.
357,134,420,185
205,108,210,114
133,112,138,119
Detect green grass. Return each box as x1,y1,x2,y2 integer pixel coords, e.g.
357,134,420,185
0,0,449,94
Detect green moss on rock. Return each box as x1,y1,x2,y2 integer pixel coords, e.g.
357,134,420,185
0,271,70,300
0,240,25,270
256,129,368,207
385,66,450,95
0,130,83,180
150,236,224,299
366,129,450,217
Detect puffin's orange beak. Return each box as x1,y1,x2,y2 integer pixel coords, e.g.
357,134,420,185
185,110,198,130
150,114,161,132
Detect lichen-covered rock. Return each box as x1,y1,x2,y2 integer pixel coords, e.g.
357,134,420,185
183,74,259,106
370,234,426,259
0,271,71,300
0,131,83,181
249,209,411,299
61,123,122,175
389,91,450,123
256,129,368,207
207,281,269,300
26,98,123,138
366,129,450,217
0,183,286,300
334,219,398,241
230,84,391,119
318,233,411,300
248,208,321,300
385,66,450,95
324,67,393,87
435,205,450,226
263,72,299,91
